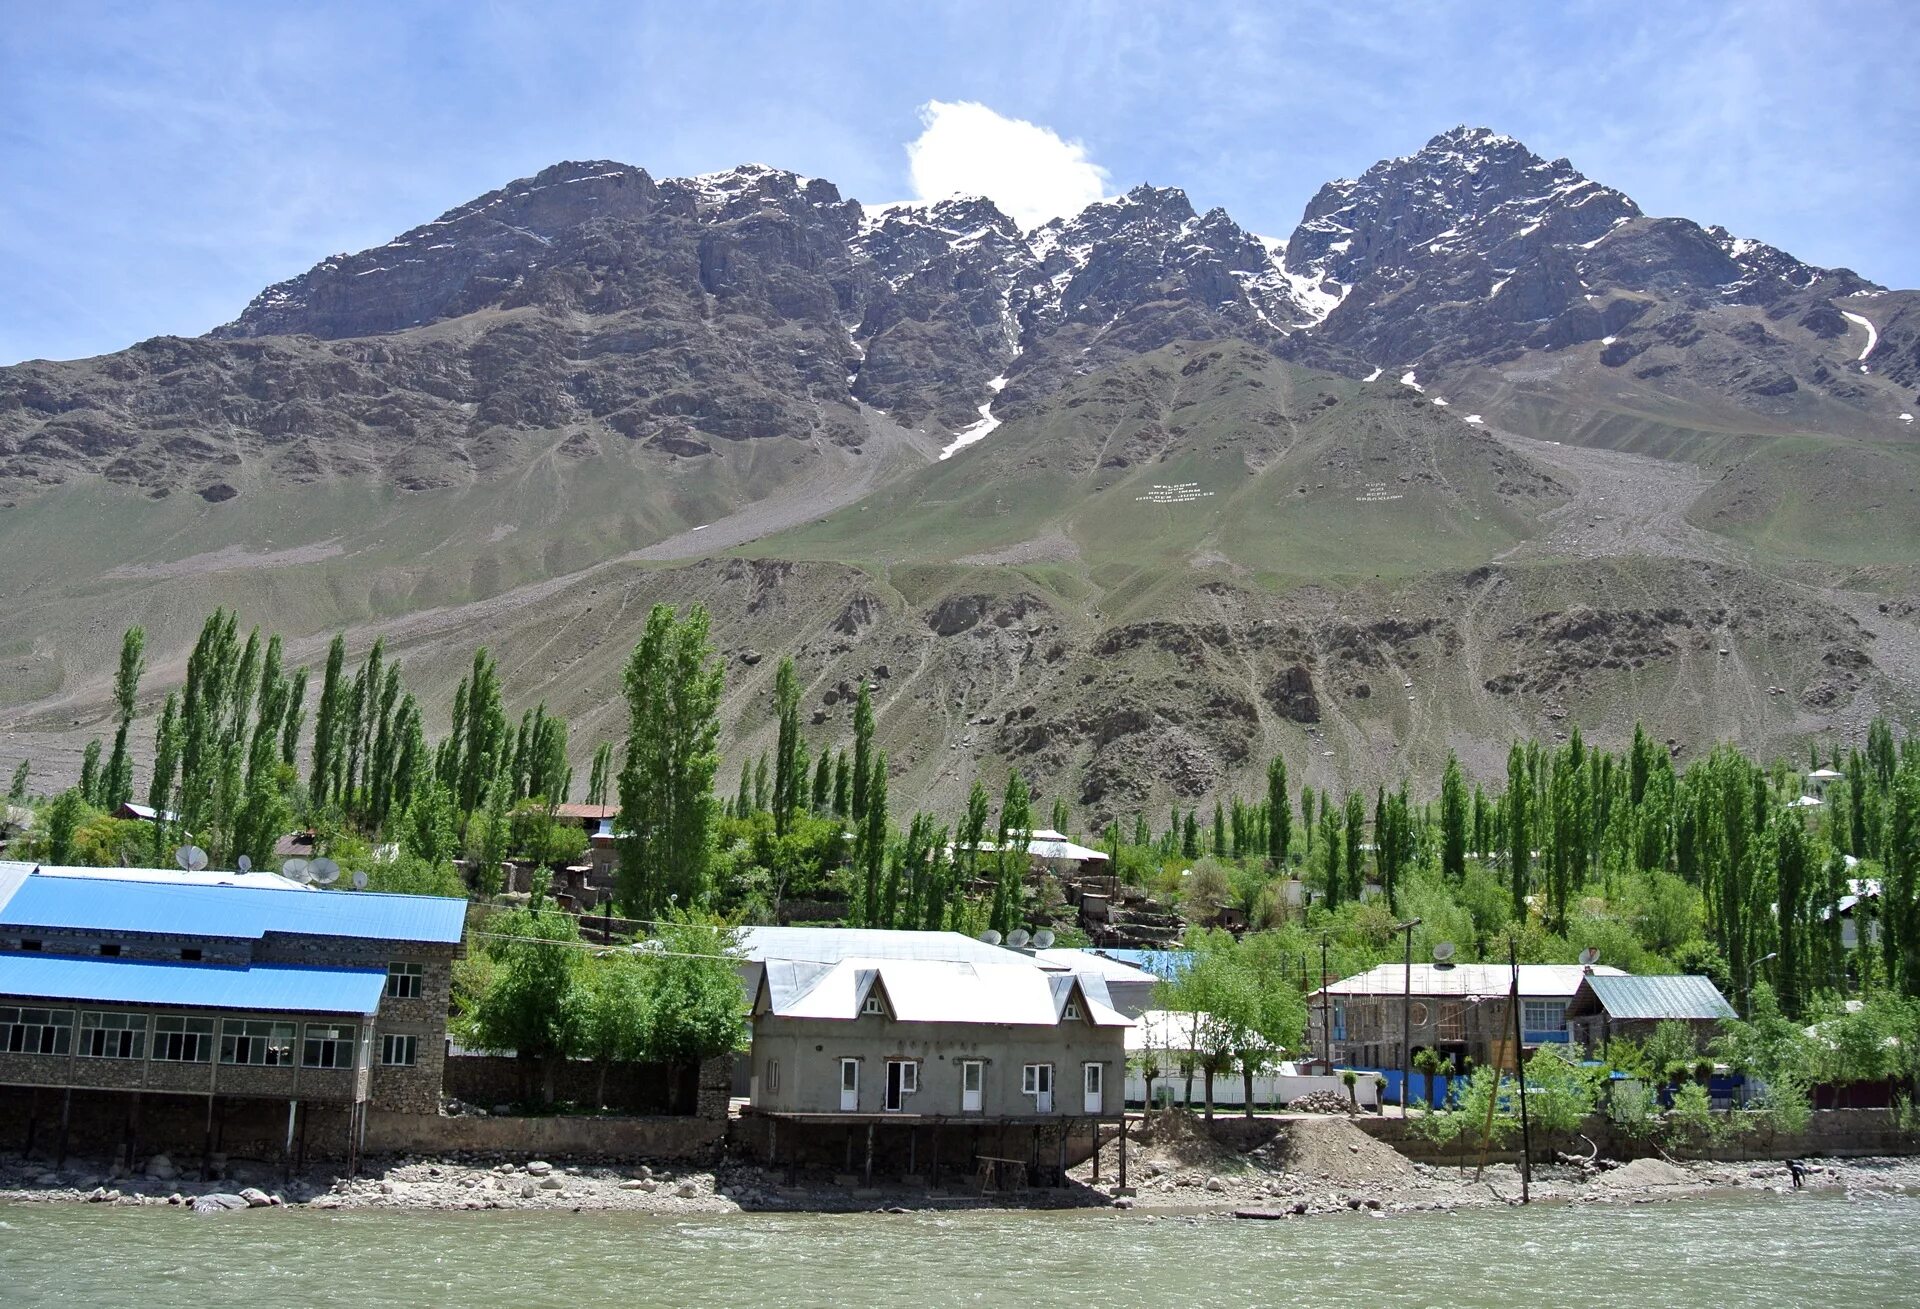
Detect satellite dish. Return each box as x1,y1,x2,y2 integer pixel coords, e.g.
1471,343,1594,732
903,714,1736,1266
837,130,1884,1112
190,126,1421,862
282,858,311,883
310,858,340,886
1032,929,1056,950
236,854,252,873
175,845,208,872
351,870,369,891
1432,941,1456,963
978,929,1003,946
1006,928,1032,949
1578,946,1602,966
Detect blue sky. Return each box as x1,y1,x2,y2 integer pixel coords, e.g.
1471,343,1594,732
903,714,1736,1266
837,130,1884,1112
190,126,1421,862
3,0,1916,364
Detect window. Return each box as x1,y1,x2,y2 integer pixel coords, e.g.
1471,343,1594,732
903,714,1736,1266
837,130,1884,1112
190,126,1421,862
1522,1000,1567,1035
1022,1063,1053,1095
98,944,121,958
78,1011,147,1060
379,1033,417,1067
221,1019,295,1066
862,994,885,1016
0,1006,72,1055
891,1059,918,1094
19,939,42,952
303,1023,357,1069
385,962,424,1000
179,948,202,963
152,1016,215,1063
1063,1000,1082,1021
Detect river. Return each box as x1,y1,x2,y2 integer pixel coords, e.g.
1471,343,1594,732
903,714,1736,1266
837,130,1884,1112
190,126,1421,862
3,1191,1915,1307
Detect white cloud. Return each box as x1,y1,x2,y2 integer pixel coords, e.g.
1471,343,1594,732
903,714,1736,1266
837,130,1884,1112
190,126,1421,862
905,100,1110,228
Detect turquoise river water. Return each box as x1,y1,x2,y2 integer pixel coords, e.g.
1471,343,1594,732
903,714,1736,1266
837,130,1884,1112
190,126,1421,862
3,1190,1917,1307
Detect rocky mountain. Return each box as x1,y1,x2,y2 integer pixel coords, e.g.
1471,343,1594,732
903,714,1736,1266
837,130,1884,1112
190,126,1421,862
1,128,1915,812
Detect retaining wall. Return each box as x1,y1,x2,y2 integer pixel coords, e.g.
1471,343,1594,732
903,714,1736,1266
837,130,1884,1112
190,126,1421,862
1352,1108,1920,1166
364,1110,724,1160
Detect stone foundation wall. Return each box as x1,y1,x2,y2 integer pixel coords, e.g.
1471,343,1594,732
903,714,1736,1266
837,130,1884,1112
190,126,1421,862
363,1110,724,1160
444,1053,732,1116
727,1115,1109,1178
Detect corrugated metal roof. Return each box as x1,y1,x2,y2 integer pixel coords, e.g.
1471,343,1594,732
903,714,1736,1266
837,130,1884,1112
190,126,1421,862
0,953,386,1014
1579,974,1736,1021
1030,947,1157,984
764,957,1130,1028
1,870,465,944
1090,948,1192,980
736,926,1021,967
1316,962,1625,999
26,866,312,892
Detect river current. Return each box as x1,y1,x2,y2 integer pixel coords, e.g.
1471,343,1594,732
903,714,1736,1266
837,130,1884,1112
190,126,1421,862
3,1190,1916,1307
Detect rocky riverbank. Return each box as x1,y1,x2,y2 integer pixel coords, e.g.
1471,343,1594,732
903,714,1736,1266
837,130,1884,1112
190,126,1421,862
4,1125,1917,1220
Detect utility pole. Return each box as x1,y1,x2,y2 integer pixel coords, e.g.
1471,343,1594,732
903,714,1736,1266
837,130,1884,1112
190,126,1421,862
1396,918,1422,1115
1319,936,1332,1068
1509,935,1531,1203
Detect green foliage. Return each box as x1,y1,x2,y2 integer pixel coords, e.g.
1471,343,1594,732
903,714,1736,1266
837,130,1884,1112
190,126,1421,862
616,603,724,919
7,759,29,805
456,905,584,1075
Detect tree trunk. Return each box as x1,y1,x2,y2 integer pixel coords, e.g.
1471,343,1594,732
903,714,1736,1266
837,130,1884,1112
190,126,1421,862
1203,1068,1215,1123
1144,1073,1156,1110
596,1060,610,1110
1242,1066,1256,1118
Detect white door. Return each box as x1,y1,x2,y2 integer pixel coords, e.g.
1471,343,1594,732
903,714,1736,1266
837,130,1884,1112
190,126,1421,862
961,1060,983,1112
1032,1063,1053,1114
839,1058,859,1112
1083,1062,1104,1114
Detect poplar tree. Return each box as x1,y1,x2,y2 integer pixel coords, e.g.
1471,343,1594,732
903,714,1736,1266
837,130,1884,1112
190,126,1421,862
1344,791,1365,894
859,753,889,924
310,634,347,806
615,604,724,919
850,684,875,824
1266,754,1290,866
990,770,1032,934
101,626,146,811
810,751,833,814
771,658,803,835
77,740,102,807
1440,751,1468,882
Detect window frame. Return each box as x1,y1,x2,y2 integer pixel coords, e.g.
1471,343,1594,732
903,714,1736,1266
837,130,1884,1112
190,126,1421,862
151,1015,215,1063
77,1011,148,1060
961,1059,983,1093
0,1005,72,1055
302,1023,358,1070
1522,999,1568,1035
379,1032,418,1067
1063,999,1082,1021
1022,1062,1053,1095
862,993,885,1016
385,962,425,1000
888,1058,918,1096
220,1018,296,1067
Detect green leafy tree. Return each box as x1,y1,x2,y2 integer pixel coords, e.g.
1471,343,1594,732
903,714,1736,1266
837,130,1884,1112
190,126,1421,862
1266,754,1290,866
616,604,724,919
1440,752,1468,882
457,905,583,1103
101,626,146,811
77,740,103,809
850,683,875,824
7,759,28,805
989,770,1032,934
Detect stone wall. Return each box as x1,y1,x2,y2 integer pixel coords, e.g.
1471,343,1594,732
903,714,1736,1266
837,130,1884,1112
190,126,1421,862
727,1112,1108,1179
444,1053,732,1117
363,1110,724,1160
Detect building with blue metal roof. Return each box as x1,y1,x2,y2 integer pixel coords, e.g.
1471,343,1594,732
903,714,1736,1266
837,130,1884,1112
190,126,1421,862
0,862,468,1175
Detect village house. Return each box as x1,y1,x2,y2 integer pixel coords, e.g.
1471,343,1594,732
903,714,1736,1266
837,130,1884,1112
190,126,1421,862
0,860,465,1175
742,953,1130,1188
1565,973,1736,1056
1311,961,1626,1072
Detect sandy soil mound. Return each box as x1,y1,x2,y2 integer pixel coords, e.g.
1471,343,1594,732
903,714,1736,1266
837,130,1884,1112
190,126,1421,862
1596,1157,1694,1190
1129,1109,1257,1172
1269,1117,1419,1188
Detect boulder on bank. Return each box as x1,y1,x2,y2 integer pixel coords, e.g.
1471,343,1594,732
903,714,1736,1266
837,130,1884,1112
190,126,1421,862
191,1193,251,1214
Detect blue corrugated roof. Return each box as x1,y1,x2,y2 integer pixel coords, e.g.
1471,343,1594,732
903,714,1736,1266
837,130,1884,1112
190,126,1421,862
1090,948,1192,980
0,953,386,1014
0,871,466,944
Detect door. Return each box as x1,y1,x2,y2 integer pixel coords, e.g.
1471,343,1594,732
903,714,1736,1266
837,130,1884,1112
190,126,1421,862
839,1058,859,1111
885,1060,903,1112
1083,1062,1104,1114
961,1060,983,1112
1033,1063,1053,1114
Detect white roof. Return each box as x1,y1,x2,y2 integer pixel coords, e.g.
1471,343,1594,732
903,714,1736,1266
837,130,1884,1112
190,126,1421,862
27,864,312,892
1315,962,1625,1000
736,925,1021,967
760,957,1131,1027
1808,768,1845,780
1029,947,1157,985
948,830,1110,864
1789,795,1823,808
